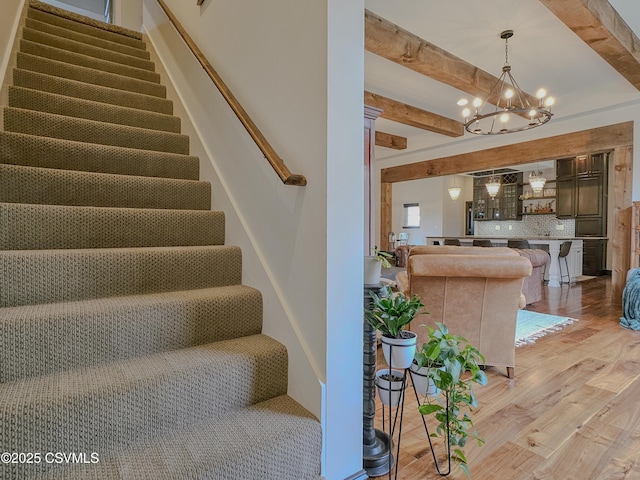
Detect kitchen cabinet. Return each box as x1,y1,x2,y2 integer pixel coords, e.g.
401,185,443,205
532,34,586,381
555,153,608,235
582,239,606,276
473,172,522,221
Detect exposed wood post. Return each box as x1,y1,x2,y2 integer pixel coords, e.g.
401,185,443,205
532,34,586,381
612,146,633,305
380,182,392,251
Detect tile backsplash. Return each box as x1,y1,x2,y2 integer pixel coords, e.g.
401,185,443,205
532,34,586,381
475,215,575,238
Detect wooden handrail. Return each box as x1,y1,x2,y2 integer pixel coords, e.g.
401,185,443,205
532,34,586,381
156,0,307,186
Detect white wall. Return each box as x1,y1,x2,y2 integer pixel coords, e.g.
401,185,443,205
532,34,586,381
0,0,26,104
142,1,365,478
113,0,142,31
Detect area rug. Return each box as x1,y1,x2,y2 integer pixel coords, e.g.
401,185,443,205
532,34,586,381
515,310,578,346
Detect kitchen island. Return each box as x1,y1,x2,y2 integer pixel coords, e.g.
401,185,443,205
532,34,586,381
424,236,590,287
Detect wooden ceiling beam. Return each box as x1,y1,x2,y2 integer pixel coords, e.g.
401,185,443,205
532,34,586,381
381,122,632,183
375,131,407,150
540,0,640,90
364,91,463,137
364,10,539,110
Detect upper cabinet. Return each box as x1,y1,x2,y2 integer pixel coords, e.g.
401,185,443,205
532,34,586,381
555,153,608,236
473,172,522,221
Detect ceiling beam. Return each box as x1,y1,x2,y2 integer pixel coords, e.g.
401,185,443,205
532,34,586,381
540,0,640,90
364,10,539,111
364,91,463,137
375,131,407,150
381,122,632,183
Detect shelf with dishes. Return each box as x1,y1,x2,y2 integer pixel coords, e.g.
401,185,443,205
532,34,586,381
519,180,556,215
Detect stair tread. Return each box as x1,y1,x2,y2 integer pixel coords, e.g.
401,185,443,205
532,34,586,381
13,69,172,114
17,52,166,98
30,1,144,41
0,335,289,457
0,131,199,180
7,395,320,480
0,163,209,209
0,245,243,307
4,107,189,154
20,38,160,83
0,202,225,250
22,27,155,71
8,85,181,133
37,395,321,480
0,285,263,382
25,17,150,60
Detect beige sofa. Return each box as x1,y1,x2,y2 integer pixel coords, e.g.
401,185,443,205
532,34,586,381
511,248,550,305
396,246,532,378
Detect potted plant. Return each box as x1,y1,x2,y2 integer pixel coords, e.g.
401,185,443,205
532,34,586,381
365,286,425,369
415,323,488,479
375,368,406,406
364,246,394,286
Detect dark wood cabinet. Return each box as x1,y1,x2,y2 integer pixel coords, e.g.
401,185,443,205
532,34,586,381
555,153,608,232
582,239,607,276
473,173,521,221
555,177,575,218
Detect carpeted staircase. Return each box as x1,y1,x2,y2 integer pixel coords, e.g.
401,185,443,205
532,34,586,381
0,2,322,479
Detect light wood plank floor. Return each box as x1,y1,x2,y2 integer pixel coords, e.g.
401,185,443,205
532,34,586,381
371,276,640,480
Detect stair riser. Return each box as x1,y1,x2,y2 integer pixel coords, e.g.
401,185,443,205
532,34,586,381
0,164,209,210
27,6,145,49
0,286,263,383
25,17,151,60
0,338,288,459
4,108,190,154
20,39,160,84
8,86,181,133
22,27,155,72
17,53,166,98
0,132,199,180
0,203,224,250
13,69,173,115
0,246,242,307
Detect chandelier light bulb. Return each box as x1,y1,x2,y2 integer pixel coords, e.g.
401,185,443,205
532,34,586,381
457,98,469,106
457,30,554,135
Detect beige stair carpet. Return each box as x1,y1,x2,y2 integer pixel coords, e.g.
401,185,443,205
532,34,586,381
0,2,321,479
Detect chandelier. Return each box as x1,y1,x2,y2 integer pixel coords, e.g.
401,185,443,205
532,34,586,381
485,172,501,199
458,30,555,135
529,169,547,195
448,177,461,201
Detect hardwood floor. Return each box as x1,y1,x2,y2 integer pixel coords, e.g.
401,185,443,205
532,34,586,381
370,276,640,480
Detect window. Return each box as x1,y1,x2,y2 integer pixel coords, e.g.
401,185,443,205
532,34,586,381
403,203,420,228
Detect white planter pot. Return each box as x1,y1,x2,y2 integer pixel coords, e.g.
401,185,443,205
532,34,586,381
381,331,417,369
409,361,441,397
375,368,406,406
364,256,382,286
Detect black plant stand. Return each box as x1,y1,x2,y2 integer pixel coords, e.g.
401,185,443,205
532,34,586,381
363,284,393,476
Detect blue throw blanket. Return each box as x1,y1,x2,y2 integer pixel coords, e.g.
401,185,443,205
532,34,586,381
620,269,640,330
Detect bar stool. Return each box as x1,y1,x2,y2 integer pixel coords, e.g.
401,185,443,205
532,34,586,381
558,241,572,284
444,238,461,246
507,239,530,249
473,239,493,247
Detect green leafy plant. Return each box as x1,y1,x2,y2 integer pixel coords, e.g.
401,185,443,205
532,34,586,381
371,246,393,269
415,323,488,478
364,286,425,338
